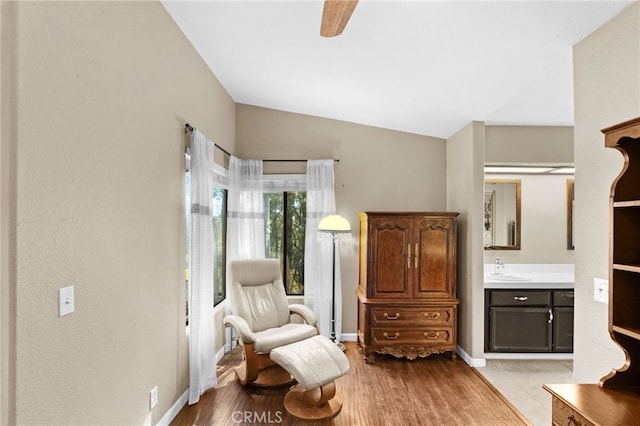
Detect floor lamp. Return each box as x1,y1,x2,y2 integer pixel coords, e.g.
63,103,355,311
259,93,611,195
318,214,351,352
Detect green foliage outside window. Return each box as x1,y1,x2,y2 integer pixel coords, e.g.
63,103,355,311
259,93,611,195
212,186,227,306
264,192,306,295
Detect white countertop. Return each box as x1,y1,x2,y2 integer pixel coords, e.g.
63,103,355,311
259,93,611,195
483,264,574,289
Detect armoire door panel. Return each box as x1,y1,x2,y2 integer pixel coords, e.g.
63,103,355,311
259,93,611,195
370,218,411,297
414,219,453,298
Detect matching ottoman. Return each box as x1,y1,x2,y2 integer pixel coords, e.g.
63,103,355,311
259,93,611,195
270,335,351,421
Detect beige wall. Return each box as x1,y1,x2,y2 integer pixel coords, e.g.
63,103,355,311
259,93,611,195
1,2,18,424
573,3,639,383
446,122,485,361
235,104,447,336
4,2,235,424
485,125,574,164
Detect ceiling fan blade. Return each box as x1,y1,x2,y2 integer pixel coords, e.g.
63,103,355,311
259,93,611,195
320,0,359,37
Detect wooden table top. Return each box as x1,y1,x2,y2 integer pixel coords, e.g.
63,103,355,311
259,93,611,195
544,383,640,426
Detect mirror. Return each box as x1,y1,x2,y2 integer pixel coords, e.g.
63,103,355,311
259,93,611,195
567,179,575,250
484,179,521,250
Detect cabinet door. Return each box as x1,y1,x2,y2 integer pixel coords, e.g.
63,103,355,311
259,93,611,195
489,307,552,352
369,217,412,297
413,217,455,298
553,307,574,352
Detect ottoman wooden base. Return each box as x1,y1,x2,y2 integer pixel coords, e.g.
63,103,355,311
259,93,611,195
283,384,343,421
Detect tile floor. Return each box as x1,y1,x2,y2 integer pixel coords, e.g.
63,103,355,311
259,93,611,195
476,359,574,425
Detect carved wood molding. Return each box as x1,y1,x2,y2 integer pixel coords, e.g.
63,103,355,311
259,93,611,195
376,219,406,230
376,345,455,360
418,218,451,231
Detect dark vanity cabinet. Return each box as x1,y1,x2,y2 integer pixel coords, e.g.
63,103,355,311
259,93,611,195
485,289,574,353
552,291,575,352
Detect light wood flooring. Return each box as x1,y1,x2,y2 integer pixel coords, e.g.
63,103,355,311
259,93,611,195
478,359,574,425
171,343,531,426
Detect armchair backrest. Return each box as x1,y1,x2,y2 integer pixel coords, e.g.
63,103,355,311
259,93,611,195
229,259,291,333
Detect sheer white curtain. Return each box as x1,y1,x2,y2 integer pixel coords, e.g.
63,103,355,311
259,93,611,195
304,160,341,340
188,129,217,405
227,156,265,261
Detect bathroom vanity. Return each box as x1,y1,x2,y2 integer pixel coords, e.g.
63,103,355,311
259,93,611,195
484,264,574,354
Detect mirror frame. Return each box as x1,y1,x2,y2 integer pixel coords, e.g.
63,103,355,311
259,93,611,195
567,178,575,250
484,179,521,250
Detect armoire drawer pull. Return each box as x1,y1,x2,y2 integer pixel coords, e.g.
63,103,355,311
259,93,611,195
383,332,400,340
424,331,440,339
424,312,441,320
514,296,528,301
567,414,582,426
384,312,400,320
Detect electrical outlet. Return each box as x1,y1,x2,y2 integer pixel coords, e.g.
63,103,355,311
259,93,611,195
150,386,158,410
594,278,609,304
58,286,75,317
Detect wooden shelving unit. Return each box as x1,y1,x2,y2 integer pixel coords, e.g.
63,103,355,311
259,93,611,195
600,116,640,390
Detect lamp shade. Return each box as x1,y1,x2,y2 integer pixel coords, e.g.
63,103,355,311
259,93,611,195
318,214,351,233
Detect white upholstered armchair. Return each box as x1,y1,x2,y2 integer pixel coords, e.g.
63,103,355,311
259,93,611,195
224,259,318,387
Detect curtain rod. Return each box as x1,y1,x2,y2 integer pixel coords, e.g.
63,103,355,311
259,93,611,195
184,123,231,157
184,123,339,163
263,159,339,163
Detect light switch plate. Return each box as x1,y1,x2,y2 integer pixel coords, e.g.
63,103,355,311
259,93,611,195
150,386,158,410
59,285,75,316
594,278,608,304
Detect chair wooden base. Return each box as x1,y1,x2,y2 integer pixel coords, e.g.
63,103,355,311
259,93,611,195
283,382,343,421
234,363,295,388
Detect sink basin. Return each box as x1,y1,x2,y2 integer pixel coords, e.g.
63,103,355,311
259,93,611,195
485,273,531,282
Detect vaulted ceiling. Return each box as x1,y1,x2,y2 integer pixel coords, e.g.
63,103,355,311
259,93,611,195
162,0,633,138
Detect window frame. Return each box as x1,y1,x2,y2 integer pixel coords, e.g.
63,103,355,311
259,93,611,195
264,190,307,295
211,184,228,307
263,174,307,296
211,163,230,307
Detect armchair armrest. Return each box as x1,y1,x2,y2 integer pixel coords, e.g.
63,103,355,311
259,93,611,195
289,304,317,326
224,315,256,344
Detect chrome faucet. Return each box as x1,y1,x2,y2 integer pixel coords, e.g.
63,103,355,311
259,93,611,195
495,258,504,275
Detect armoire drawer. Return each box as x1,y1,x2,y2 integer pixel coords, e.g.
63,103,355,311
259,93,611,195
371,327,453,345
371,306,454,326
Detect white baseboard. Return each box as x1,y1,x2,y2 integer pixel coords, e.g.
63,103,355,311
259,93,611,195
157,346,227,426
157,389,188,426
340,333,357,342
457,346,486,367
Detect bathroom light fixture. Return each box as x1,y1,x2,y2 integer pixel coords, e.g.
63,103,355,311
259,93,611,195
548,167,576,174
318,214,351,351
484,165,575,175
484,166,554,174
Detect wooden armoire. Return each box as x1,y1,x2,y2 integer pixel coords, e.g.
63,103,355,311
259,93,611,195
356,212,459,362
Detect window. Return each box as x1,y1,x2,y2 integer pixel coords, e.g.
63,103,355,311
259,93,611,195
212,185,227,306
264,191,306,295
185,166,229,326
186,171,190,323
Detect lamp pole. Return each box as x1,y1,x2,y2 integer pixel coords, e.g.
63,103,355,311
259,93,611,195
317,214,350,352
330,231,337,344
